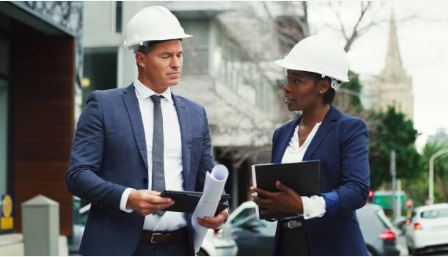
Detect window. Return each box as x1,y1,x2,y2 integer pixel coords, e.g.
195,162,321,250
179,19,209,75
231,207,256,225
82,48,117,108
421,208,448,219
115,2,122,33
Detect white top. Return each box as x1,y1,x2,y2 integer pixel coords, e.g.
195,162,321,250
281,122,326,220
119,79,186,231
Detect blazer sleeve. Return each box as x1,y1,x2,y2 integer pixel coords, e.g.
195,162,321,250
195,107,215,192
322,119,370,217
65,91,127,210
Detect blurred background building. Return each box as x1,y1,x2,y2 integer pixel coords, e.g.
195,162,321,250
372,13,414,120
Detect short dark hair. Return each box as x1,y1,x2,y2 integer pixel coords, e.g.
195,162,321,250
136,39,182,54
136,40,166,54
307,71,336,104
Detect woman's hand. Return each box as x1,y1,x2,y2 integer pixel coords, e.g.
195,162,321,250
250,181,303,215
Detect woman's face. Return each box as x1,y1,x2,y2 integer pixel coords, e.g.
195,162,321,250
283,70,325,112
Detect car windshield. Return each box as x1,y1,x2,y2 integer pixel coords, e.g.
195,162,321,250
376,209,396,231
421,208,448,219
231,207,257,225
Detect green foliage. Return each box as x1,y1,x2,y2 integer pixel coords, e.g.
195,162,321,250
368,106,421,189
423,141,448,202
402,140,448,206
340,70,363,113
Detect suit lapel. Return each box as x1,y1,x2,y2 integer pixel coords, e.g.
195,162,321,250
172,94,192,184
303,106,341,160
273,116,300,163
122,84,148,170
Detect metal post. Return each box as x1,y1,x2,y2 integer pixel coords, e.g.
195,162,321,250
397,179,402,219
390,150,397,221
428,148,448,205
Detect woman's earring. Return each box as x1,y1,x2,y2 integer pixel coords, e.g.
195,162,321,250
319,91,323,94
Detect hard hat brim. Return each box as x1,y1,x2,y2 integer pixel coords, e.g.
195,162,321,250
274,59,349,83
124,34,193,50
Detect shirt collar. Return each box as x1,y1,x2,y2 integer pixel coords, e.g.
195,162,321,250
134,78,173,104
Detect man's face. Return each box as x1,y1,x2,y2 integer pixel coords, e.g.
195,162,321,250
136,40,183,92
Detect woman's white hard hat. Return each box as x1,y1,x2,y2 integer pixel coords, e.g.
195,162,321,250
275,34,349,83
124,6,192,50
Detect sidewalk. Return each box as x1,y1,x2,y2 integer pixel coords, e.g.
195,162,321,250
0,233,68,256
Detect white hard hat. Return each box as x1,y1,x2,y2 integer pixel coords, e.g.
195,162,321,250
124,6,192,50
275,34,349,83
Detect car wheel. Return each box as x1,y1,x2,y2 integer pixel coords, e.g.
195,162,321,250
197,249,209,256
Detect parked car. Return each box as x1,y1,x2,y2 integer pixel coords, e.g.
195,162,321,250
357,203,401,255
198,223,238,256
230,201,402,256
68,198,237,256
228,201,277,255
405,203,448,255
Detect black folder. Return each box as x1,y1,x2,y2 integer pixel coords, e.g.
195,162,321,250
160,190,230,215
251,160,321,220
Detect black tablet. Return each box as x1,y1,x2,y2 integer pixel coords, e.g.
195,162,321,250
160,190,230,215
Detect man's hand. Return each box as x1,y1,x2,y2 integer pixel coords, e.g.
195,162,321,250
126,190,174,216
250,181,303,215
197,208,229,230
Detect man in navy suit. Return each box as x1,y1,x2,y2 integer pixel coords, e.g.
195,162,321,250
251,35,370,255
66,6,227,255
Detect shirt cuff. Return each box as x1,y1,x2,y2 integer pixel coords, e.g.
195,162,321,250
120,188,135,213
301,195,326,220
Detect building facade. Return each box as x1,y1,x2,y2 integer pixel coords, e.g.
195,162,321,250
0,1,82,236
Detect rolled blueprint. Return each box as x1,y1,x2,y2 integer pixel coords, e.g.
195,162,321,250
192,164,229,253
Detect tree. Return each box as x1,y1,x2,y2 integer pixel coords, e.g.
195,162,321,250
401,140,448,206
368,106,421,189
424,141,448,202
334,70,364,115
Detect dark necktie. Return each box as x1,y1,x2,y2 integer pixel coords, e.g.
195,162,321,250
150,95,165,216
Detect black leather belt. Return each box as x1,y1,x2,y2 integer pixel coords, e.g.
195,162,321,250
141,227,187,244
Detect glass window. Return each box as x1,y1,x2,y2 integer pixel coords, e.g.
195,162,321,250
0,79,8,195
0,14,11,33
82,48,117,109
231,207,256,225
421,208,448,219
0,38,9,74
180,19,210,75
115,1,122,33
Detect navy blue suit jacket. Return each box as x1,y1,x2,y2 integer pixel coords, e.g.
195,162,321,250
272,106,370,255
65,84,214,255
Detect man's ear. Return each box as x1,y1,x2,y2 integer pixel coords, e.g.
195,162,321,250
135,52,145,68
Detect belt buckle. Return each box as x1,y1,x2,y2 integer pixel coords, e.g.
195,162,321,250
287,220,301,229
150,232,164,244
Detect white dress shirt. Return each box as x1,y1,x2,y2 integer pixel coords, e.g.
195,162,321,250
119,79,187,231
281,122,327,220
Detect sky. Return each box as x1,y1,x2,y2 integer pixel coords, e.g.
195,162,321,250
307,0,448,151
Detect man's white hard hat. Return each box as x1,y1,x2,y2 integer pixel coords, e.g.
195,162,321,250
275,34,349,83
124,6,192,50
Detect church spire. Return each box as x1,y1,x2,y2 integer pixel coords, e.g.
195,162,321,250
384,9,405,75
